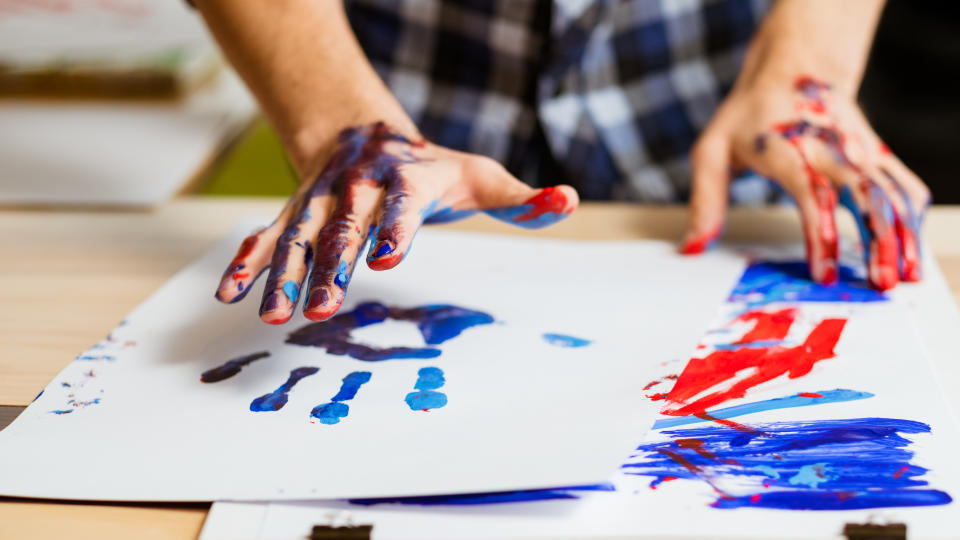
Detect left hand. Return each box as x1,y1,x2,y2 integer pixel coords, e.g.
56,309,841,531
682,0,930,291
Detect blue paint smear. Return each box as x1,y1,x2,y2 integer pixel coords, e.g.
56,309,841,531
201,351,270,383
250,366,319,412
422,206,477,224
282,280,299,303
311,371,372,425
333,260,349,289
286,302,494,361
542,333,592,348
348,484,615,506
624,417,953,510
485,204,563,229
652,389,874,429
405,367,447,411
712,340,790,350
729,261,887,306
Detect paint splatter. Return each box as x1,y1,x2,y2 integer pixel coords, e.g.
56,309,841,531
311,371,372,425
729,261,886,307
201,351,270,383
286,302,494,361
250,367,319,412
405,367,447,411
542,333,592,348
624,418,952,510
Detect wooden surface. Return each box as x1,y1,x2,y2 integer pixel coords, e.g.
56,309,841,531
1,196,960,540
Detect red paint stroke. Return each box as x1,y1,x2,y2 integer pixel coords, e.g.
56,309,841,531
647,393,668,401
695,412,763,434
798,392,823,398
893,466,909,479
662,318,847,417
732,308,798,344
513,187,574,223
225,234,259,276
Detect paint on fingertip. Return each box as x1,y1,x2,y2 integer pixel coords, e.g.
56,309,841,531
372,241,394,259
283,281,299,303
542,333,592,348
681,224,722,255
334,260,349,289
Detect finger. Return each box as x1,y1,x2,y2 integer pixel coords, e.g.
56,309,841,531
459,156,577,228
303,180,383,321
835,178,899,291
215,206,293,304
682,135,731,254
366,177,438,271
879,145,930,281
872,166,922,282
258,190,334,324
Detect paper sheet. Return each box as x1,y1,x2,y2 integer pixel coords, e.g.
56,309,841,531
201,247,960,540
0,225,743,501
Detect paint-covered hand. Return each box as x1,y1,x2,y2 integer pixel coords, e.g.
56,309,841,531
684,75,930,290
215,122,579,323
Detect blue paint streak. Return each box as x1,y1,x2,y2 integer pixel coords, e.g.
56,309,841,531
729,261,887,306
422,206,477,224
625,417,953,510
652,389,874,429
348,484,615,506
405,367,447,410
542,333,592,348
250,366,319,412
282,280,299,303
310,371,372,425
712,340,789,350
411,304,495,345
485,204,563,229
373,242,393,258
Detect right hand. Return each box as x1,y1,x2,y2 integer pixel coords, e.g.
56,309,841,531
215,122,579,324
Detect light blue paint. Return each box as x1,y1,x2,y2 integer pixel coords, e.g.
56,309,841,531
310,371,371,425
405,367,448,411
789,463,833,488
542,333,592,348
282,280,299,303
652,389,874,429
334,260,349,289
755,465,781,479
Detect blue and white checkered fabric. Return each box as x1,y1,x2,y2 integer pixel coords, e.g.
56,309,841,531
346,0,779,203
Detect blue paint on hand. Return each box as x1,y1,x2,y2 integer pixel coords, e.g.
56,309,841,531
372,242,394,258
286,302,494,361
333,260,349,289
729,261,887,306
652,389,874,429
250,366,319,412
201,351,270,383
405,367,447,411
624,417,953,510
542,333,592,348
282,281,299,303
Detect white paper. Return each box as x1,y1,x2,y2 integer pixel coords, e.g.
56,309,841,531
206,247,960,540
0,225,744,501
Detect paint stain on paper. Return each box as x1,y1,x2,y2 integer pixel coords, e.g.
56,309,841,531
729,262,887,306
405,367,447,411
624,418,952,510
201,351,270,383
311,371,372,424
250,367,319,412
542,333,592,348
286,302,494,361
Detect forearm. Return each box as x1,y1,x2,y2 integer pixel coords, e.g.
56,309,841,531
736,0,886,96
193,0,417,176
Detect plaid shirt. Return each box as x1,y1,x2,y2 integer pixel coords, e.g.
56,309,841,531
345,0,777,203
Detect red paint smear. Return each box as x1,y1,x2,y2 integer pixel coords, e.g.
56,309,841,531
675,438,739,465
513,187,573,223
798,392,823,398
733,308,798,344
647,393,667,401
879,142,893,156
694,412,762,434
643,380,661,391
750,494,762,503
232,272,250,281
662,318,847,417
893,466,909,479
226,234,259,276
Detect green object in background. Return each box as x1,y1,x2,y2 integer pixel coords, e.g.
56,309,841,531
201,117,298,196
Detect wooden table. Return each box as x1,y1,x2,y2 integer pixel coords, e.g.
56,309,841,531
2,197,959,540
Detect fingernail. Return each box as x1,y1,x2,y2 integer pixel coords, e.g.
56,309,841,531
369,240,394,260
304,287,341,321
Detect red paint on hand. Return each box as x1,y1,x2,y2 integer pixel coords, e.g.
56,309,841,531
681,223,722,255
513,187,574,223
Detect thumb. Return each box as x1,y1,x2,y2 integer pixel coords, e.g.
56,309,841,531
682,135,731,254
468,156,579,229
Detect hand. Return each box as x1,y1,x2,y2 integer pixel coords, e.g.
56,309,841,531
684,74,929,290
215,122,579,324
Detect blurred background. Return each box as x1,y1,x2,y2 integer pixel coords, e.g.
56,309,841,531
0,0,956,206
